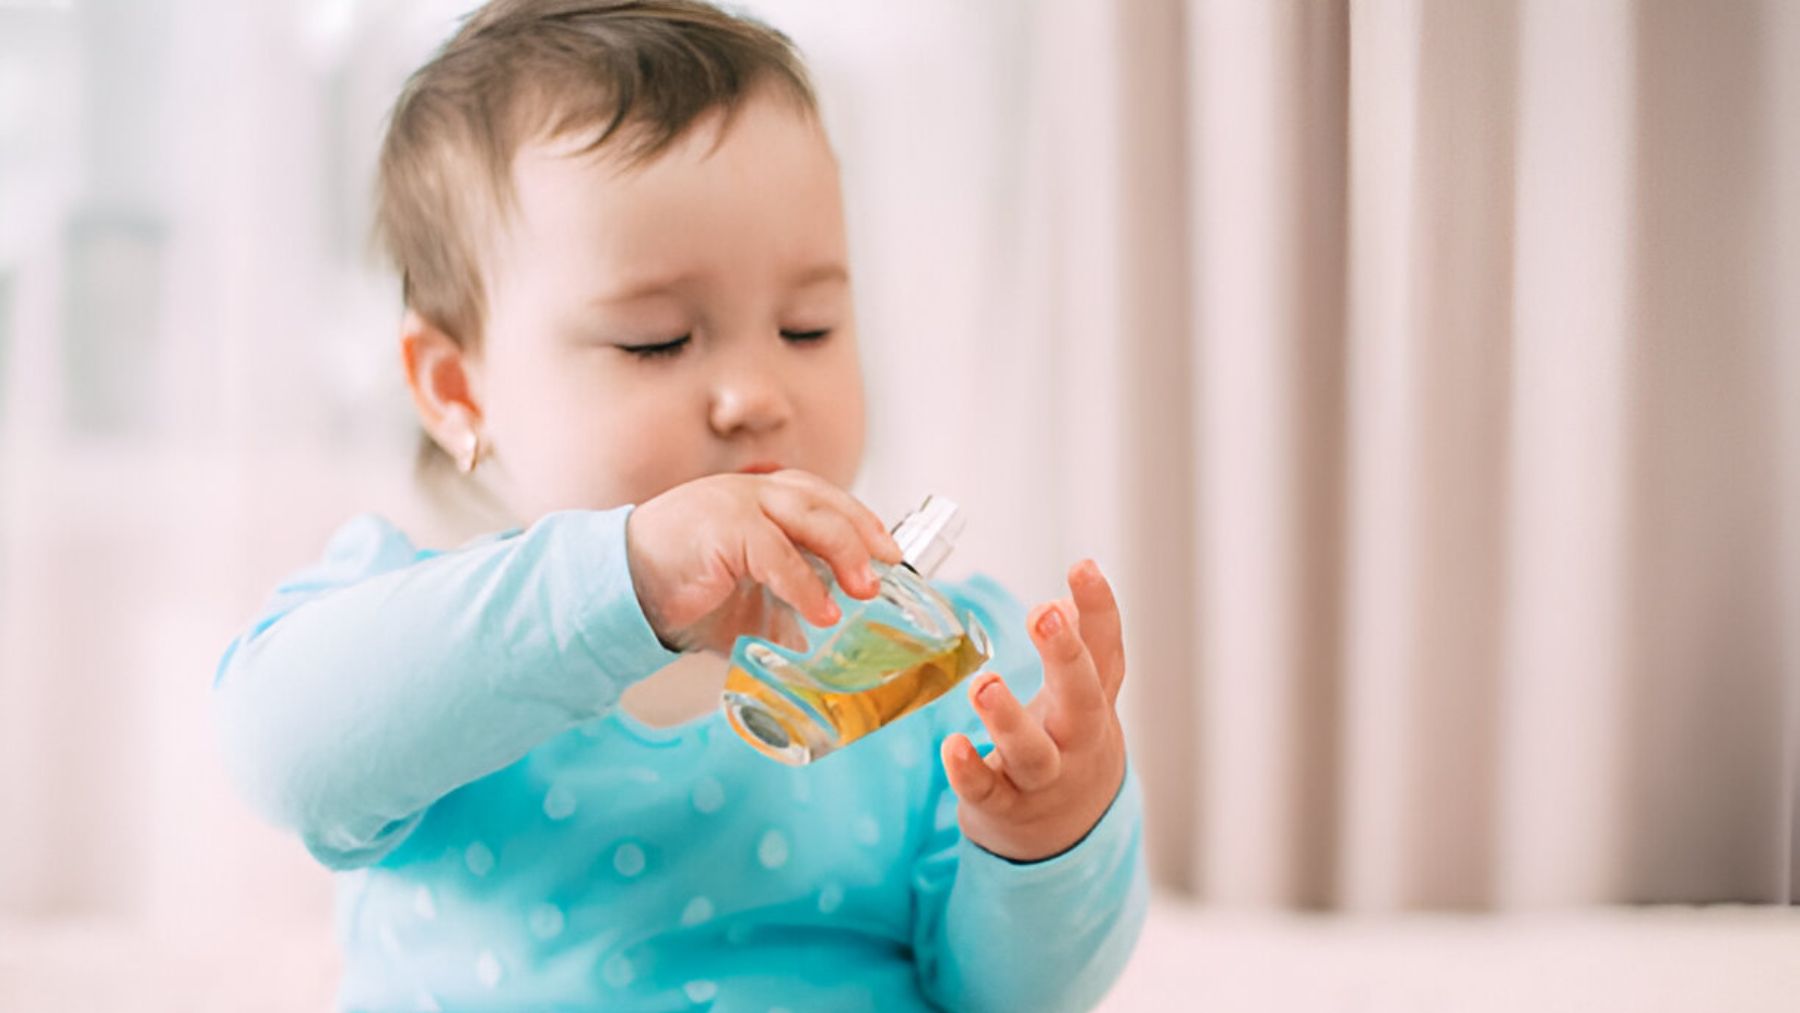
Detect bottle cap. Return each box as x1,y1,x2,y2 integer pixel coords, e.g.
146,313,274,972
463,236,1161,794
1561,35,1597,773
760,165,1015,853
891,494,963,578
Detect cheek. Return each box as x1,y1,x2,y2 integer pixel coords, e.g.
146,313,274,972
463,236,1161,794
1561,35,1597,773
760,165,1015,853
602,456,694,510
479,351,653,511
550,380,703,509
808,349,867,486
829,407,868,490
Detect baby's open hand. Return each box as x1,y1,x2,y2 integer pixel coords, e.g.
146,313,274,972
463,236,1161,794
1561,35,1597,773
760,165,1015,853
941,560,1129,863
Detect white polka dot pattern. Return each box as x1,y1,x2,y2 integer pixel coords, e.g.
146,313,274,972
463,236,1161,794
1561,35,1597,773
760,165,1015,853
613,842,647,877
853,815,881,846
543,784,578,820
528,903,565,940
680,896,715,926
888,735,921,769
602,953,635,988
475,950,502,988
691,776,725,814
757,829,789,869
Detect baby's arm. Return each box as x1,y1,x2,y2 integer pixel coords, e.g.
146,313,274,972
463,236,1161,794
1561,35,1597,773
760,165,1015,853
909,574,1149,1012
212,507,679,869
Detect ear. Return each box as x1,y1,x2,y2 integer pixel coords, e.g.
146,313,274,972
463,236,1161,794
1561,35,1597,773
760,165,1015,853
400,309,485,468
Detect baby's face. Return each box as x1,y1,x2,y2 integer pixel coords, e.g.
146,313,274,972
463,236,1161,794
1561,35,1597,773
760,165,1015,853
468,90,866,521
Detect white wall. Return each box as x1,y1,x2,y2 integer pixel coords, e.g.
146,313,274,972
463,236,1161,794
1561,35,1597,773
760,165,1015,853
0,0,1075,936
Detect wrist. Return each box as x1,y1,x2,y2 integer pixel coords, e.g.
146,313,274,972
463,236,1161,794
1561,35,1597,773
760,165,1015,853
967,758,1136,869
962,751,1128,863
622,505,679,651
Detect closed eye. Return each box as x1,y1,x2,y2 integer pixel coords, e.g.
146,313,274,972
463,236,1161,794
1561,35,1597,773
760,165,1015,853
781,328,831,343
619,335,690,359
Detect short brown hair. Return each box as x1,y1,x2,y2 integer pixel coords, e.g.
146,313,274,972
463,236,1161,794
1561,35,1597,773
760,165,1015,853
375,0,818,352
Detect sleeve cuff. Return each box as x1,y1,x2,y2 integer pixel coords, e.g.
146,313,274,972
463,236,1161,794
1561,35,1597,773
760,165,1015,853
958,760,1142,883
538,506,685,699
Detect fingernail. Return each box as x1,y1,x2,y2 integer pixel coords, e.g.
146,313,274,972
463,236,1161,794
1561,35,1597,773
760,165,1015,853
977,676,1001,707
1036,606,1063,638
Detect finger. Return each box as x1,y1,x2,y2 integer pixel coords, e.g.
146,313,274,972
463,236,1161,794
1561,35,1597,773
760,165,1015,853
941,732,1010,807
970,673,1061,792
744,522,840,627
760,488,882,600
763,594,809,651
1029,601,1108,747
771,470,904,566
1069,559,1127,704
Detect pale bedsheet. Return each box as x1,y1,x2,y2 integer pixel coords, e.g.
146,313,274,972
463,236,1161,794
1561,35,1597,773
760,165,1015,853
5,898,1797,1011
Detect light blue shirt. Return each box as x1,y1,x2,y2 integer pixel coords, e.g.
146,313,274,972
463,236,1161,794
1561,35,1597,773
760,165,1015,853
214,506,1147,1012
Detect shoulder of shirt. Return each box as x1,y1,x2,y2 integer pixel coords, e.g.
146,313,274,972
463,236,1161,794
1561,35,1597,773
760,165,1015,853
304,513,525,583
311,513,423,576
214,514,533,687
932,571,1026,626
331,512,528,559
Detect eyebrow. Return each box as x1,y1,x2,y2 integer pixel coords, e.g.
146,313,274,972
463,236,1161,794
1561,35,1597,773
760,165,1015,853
593,262,849,305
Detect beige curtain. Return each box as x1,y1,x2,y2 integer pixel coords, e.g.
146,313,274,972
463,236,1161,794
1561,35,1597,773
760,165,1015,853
1039,0,1800,910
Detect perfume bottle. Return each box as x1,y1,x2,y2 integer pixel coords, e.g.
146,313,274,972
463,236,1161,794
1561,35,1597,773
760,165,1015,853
721,495,992,765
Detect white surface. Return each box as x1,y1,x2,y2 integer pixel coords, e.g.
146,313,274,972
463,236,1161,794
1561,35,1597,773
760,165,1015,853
1100,901,1800,1012
4,899,1797,1011
0,919,338,1013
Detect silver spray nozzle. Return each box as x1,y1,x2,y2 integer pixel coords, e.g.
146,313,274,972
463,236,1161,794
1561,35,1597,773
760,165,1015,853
890,494,964,578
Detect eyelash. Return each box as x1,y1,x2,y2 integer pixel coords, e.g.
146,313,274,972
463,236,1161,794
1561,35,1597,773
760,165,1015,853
620,330,832,360
623,335,690,359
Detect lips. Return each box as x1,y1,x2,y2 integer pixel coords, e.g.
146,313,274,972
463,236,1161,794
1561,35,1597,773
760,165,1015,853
737,461,784,475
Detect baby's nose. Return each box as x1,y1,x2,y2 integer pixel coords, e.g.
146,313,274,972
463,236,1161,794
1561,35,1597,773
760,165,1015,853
708,372,792,436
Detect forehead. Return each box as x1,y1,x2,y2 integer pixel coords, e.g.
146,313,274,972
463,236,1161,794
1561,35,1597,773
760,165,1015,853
495,93,846,292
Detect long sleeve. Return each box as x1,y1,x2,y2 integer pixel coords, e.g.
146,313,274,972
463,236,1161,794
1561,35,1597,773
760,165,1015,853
909,574,1150,1012
211,506,681,869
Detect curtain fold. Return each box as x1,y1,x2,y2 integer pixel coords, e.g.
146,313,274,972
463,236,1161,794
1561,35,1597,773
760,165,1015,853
1094,0,1798,909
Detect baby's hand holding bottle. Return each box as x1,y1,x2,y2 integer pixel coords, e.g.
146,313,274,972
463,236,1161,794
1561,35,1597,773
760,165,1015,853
625,470,902,655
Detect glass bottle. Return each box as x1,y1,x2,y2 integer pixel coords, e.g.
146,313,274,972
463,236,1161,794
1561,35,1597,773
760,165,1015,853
721,494,991,764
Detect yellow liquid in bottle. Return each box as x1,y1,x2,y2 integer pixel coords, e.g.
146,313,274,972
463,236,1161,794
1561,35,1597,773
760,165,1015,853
723,619,989,765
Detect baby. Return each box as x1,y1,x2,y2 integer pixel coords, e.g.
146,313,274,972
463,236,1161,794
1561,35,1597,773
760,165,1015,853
214,1,1145,1009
